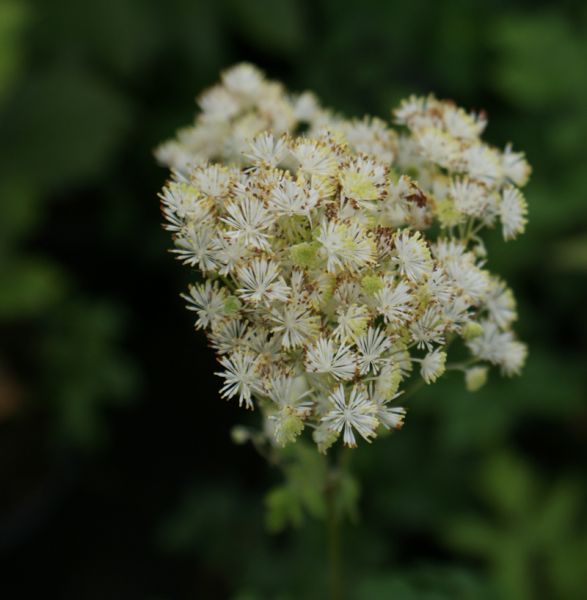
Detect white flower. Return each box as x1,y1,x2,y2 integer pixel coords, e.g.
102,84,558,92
442,105,486,140
368,386,406,430
462,144,502,184
192,164,233,198
221,63,264,100
442,296,472,330
215,351,261,409
499,340,527,376
305,337,357,381
423,268,453,306
246,132,288,167
344,222,377,268
182,281,226,329
420,349,447,384
265,375,310,407
467,321,527,375
246,327,282,356
317,220,347,273
356,327,392,374
155,140,196,173
321,385,378,447
444,255,489,304
173,224,220,272
210,319,248,355
410,306,445,350
317,220,375,273
268,176,319,218
485,278,517,329
376,403,406,430
414,126,461,168
393,94,428,126
292,91,320,122
159,180,210,232
291,140,338,178
332,280,362,307
501,144,531,187
236,259,290,305
343,117,396,163
500,186,528,240
333,304,370,343
222,197,275,250
432,238,467,264
339,155,387,203
270,303,320,349
198,85,240,121
213,235,249,275
265,375,313,445
375,279,413,327
449,178,489,217
392,230,433,282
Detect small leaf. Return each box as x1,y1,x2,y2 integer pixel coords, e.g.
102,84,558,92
265,485,303,532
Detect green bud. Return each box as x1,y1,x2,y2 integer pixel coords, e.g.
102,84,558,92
274,409,305,447
465,366,488,392
313,425,339,454
224,295,242,315
290,242,320,268
377,364,402,399
361,274,384,296
436,197,464,228
231,425,250,444
462,321,484,341
473,241,487,258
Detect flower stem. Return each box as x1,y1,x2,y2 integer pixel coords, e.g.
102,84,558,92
326,448,350,600
326,473,343,600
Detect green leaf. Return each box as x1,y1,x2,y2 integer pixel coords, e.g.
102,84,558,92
265,485,304,532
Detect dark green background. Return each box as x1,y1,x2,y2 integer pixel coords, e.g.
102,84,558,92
1,0,586,598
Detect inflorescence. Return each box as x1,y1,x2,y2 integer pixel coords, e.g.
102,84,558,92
156,63,530,451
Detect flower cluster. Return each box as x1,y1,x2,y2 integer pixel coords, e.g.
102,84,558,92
158,64,530,451
155,63,324,173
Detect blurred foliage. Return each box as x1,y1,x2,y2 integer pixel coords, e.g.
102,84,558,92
446,452,587,600
354,566,493,600
265,443,329,532
264,443,359,532
0,0,29,103
0,0,586,598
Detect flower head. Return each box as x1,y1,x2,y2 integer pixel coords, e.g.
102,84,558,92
158,65,530,451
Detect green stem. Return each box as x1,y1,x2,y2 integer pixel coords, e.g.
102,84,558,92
326,469,343,600
325,447,352,599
